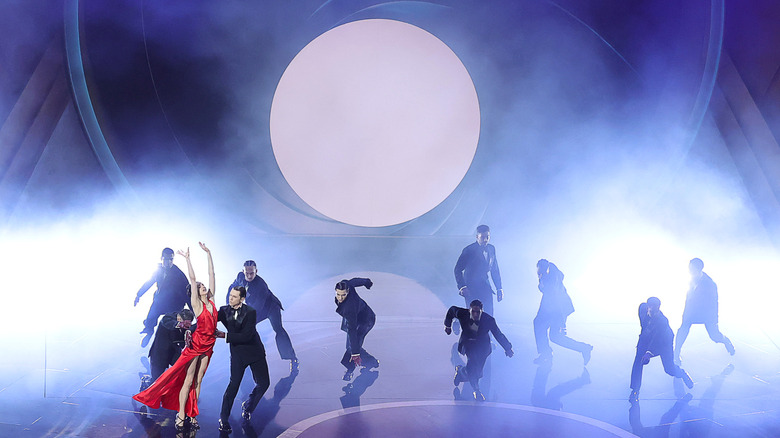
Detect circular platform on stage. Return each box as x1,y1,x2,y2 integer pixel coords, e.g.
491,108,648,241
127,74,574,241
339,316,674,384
279,400,637,438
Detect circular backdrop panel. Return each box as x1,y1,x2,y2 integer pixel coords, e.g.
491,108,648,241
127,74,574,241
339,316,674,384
270,19,480,227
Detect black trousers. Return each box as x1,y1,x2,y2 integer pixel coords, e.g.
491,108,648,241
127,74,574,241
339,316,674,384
149,346,182,382
462,339,491,391
533,312,590,355
630,347,685,391
220,356,270,421
674,320,727,356
142,296,182,333
341,323,374,372
462,285,494,316
259,302,296,360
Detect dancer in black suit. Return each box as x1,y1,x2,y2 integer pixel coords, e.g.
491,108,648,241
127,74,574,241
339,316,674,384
216,286,270,433
454,225,503,316
533,259,592,365
147,309,196,385
134,247,190,347
226,260,298,371
674,258,735,364
334,278,379,381
445,299,513,401
629,297,694,403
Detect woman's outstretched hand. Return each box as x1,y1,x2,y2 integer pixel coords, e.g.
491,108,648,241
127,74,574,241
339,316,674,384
199,242,210,253
177,248,190,259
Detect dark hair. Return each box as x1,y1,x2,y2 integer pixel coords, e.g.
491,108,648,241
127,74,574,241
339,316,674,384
469,299,483,309
179,309,195,321
536,259,549,271
476,225,490,234
161,248,174,258
244,260,257,267
186,282,212,302
232,286,247,298
647,297,661,308
335,280,350,291
689,258,704,271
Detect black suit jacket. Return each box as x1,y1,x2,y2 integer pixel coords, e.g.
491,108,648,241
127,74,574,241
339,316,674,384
454,242,502,293
335,278,375,354
636,303,674,355
445,306,512,354
682,272,719,324
218,304,266,367
149,311,190,359
226,272,284,314
138,264,190,310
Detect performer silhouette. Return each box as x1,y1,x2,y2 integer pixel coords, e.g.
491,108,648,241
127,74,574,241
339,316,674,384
629,297,693,403
445,299,513,401
674,258,735,364
532,259,593,365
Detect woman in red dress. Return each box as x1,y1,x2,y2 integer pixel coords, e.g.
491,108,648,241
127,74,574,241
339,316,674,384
133,242,217,431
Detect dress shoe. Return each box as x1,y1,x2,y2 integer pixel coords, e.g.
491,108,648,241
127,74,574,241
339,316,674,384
241,400,251,421
582,345,593,366
681,370,694,389
473,390,485,402
363,356,380,370
628,390,639,403
218,418,232,433
724,337,735,355
139,375,152,391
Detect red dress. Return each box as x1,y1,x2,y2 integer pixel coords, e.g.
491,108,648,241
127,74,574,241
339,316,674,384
133,300,217,417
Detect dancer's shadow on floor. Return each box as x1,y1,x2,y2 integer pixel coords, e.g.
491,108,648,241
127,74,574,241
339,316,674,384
678,363,734,437
629,393,692,438
629,363,733,438
531,361,590,410
340,367,380,409
239,368,300,438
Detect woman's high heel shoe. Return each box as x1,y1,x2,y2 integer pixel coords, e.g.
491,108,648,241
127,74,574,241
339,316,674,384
189,416,200,430
174,414,186,432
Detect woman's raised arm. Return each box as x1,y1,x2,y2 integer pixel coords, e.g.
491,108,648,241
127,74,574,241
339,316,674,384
178,247,202,315
199,242,215,298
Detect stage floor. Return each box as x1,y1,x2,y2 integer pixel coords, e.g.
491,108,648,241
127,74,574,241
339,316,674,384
1,273,778,438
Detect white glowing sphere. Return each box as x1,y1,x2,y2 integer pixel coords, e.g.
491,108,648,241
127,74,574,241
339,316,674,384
270,19,480,227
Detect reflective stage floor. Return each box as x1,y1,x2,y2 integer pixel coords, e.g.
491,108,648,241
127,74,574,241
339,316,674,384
1,273,778,438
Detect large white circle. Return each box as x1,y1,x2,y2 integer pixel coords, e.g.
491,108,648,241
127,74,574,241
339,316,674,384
270,19,480,227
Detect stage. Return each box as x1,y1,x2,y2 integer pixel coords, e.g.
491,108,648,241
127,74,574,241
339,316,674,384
1,273,777,438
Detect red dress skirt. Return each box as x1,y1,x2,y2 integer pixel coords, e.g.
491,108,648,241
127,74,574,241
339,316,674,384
133,301,217,417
